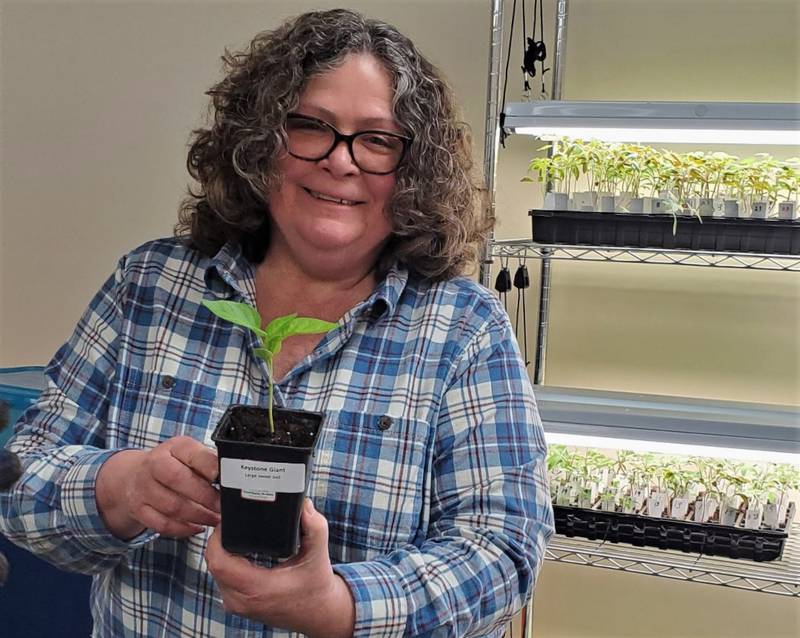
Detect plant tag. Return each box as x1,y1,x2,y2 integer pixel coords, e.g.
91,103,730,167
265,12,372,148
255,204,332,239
647,492,668,518
671,497,689,520
763,503,780,529
719,504,738,527
220,458,306,496
745,502,763,529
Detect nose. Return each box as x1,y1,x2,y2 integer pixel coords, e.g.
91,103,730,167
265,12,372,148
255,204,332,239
320,139,359,177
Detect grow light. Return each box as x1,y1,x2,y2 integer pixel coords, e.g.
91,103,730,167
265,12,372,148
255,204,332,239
535,385,800,463
504,101,800,145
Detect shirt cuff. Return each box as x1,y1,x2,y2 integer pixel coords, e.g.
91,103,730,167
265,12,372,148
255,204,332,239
61,448,156,553
333,559,409,638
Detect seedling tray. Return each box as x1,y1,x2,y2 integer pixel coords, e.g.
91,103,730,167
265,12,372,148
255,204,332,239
554,505,788,562
530,210,800,254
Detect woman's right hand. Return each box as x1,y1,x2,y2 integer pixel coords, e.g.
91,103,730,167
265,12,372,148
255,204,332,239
96,436,220,540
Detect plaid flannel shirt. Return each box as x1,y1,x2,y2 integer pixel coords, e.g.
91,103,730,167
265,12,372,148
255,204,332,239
0,238,553,637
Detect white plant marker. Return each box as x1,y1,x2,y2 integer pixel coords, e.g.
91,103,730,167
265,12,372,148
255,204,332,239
745,501,764,530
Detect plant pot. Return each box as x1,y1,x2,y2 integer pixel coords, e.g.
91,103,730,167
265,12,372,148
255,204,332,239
627,197,644,213
598,194,615,213
615,192,635,213
571,191,595,211
697,197,719,217
750,200,771,219
211,404,324,557
724,199,740,218
744,502,764,530
763,502,780,530
778,201,798,220
544,191,569,210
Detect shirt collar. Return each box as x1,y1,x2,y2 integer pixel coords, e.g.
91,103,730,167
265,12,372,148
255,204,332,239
203,241,257,306
203,241,408,321
360,263,408,321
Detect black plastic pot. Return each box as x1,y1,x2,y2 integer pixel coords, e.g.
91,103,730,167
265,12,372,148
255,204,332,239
211,405,323,557
530,209,800,254
553,505,788,562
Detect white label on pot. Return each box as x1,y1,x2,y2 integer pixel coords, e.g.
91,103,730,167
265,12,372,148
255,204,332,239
671,497,689,520
745,503,763,529
241,488,277,502
648,492,668,518
220,458,306,494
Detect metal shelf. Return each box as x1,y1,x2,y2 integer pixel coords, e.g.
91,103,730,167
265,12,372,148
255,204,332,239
490,239,800,272
545,524,800,596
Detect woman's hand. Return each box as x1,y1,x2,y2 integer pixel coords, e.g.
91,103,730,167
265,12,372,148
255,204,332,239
205,499,355,638
96,436,220,539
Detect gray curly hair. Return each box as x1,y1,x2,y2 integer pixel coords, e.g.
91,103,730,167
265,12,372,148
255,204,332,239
176,8,490,281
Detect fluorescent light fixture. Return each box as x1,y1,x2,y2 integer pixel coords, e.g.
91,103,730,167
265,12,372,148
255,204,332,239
544,431,800,466
504,101,800,145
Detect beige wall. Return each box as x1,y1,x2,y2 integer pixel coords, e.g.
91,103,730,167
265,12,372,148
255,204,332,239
1,1,798,636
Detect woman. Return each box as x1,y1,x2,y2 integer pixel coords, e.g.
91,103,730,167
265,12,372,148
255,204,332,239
0,9,553,637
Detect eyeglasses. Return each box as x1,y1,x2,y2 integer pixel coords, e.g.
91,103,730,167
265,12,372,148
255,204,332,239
285,113,411,175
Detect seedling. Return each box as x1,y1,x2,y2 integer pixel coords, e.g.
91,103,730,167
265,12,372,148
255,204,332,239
201,300,336,433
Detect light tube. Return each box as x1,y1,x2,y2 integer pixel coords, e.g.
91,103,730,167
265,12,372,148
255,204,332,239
504,101,800,146
514,127,799,145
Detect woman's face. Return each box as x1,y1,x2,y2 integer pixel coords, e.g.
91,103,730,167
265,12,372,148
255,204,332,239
267,53,399,276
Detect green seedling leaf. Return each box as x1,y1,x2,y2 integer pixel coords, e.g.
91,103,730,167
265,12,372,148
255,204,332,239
202,300,265,336
285,317,338,336
201,300,336,434
264,313,299,341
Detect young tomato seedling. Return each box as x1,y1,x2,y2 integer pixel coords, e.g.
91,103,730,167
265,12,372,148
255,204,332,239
202,300,336,433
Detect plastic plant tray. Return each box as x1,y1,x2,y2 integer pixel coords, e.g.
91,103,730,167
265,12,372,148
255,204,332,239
530,210,800,255
553,505,788,562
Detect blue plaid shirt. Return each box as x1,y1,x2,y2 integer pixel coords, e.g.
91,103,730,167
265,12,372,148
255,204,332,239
1,238,553,637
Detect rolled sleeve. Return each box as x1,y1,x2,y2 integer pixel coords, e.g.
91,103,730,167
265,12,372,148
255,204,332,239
61,448,156,554
333,559,409,638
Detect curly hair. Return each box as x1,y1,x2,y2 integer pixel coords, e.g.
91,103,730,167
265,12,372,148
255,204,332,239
175,8,491,281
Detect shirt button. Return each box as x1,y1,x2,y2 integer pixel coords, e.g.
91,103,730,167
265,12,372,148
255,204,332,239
377,415,393,431
160,375,175,390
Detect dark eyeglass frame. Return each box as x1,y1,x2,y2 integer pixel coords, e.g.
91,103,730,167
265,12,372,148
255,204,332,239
284,113,412,175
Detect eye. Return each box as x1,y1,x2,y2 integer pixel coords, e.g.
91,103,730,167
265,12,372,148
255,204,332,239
359,133,404,152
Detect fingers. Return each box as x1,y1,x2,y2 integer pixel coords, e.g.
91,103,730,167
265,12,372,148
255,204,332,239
138,504,204,539
169,437,219,482
125,436,221,537
138,478,220,528
149,448,220,515
205,526,259,584
295,499,329,561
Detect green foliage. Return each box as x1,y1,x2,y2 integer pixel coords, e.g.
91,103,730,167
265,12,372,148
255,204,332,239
523,138,796,216
545,445,799,527
202,299,336,432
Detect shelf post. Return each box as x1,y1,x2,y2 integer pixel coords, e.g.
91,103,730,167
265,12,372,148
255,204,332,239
479,0,505,289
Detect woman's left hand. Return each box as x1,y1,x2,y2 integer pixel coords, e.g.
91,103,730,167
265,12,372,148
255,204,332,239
205,499,355,638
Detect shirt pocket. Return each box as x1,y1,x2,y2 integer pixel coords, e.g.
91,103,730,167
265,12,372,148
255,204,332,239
309,410,432,562
111,366,236,450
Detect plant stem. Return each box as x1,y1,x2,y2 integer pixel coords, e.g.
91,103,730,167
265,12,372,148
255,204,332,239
266,354,275,434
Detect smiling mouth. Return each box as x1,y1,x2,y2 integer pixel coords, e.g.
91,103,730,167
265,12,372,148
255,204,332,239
304,188,363,206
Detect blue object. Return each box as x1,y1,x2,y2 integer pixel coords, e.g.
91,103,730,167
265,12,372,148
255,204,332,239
0,366,93,637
